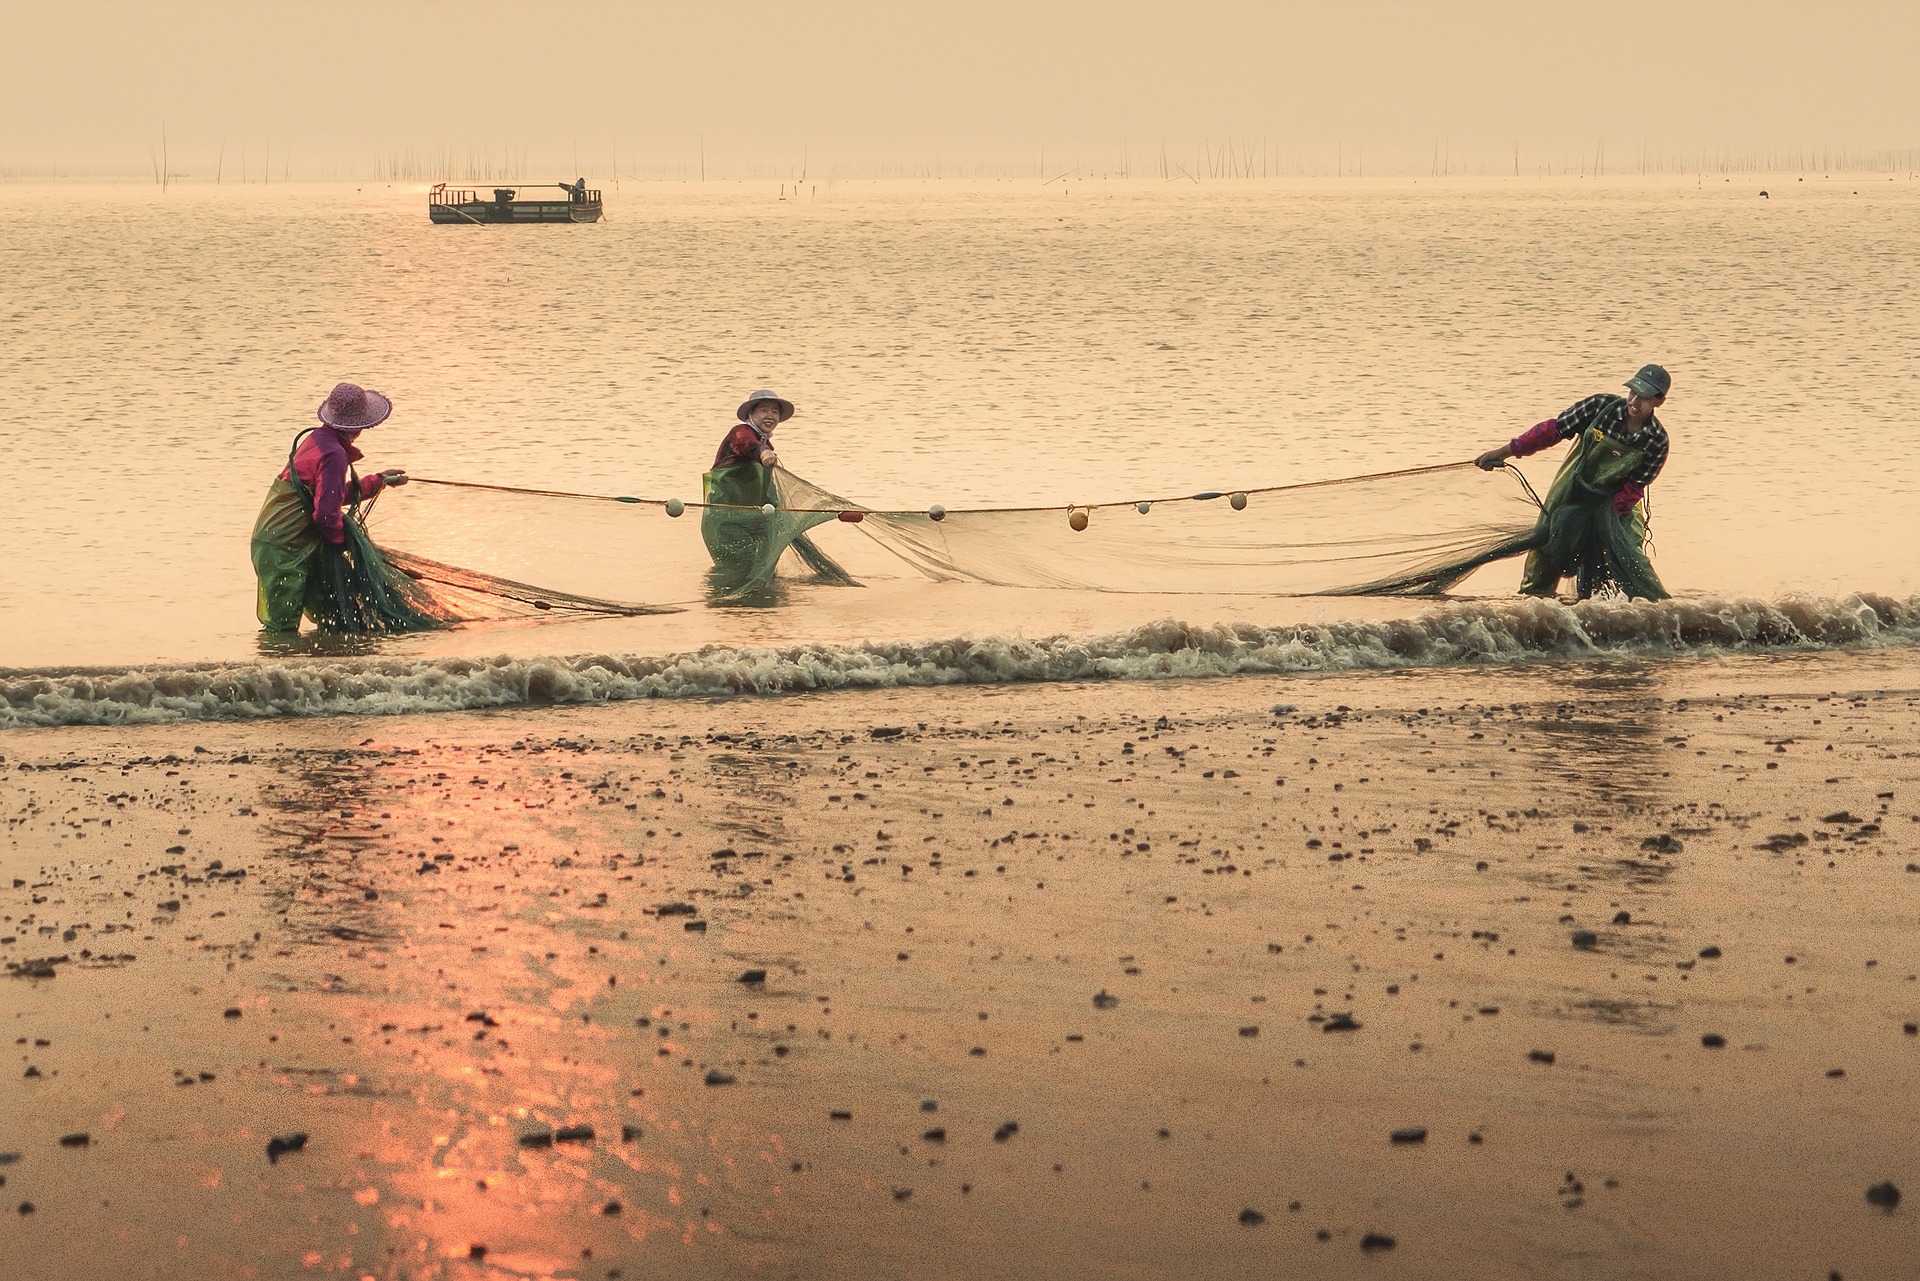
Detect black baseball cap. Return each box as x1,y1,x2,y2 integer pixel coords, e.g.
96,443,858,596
1625,364,1671,397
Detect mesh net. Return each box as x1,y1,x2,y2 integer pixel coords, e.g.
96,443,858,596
371,459,1553,607
333,491,676,628
774,463,1545,597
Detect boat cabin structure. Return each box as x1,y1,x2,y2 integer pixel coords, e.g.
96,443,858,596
429,180,603,224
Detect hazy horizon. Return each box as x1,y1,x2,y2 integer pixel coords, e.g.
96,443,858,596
3,0,1917,180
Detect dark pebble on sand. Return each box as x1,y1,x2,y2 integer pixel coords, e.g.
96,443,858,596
1322,1013,1360,1032
518,1132,554,1149
620,1125,641,1142
555,1125,595,1142
1571,931,1599,949
265,1133,306,1163
18,1202,32,1215
704,1070,736,1086
1866,1181,1900,1208
1390,1127,1427,1144
1702,1034,1727,1047
738,969,767,984
1238,1026,1259,1037
1612,911,1632,925
1093,990,1119,1009
1528,1050,1557,1065
468,1245,488,1260
602,1200,623,1215
829,1110,852,1120
1905,1024,1917,1036
1360,1233,1397,1251
57,1133,89,1147
993,1121,1019,1142
1699,946,1722,959
922,1128,946,1142
683,920,707,933
1238,1208,1266,1226
223,1008,242,1019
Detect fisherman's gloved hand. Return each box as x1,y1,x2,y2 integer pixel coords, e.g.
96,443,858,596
380,469,410,487
1611,481,1645,515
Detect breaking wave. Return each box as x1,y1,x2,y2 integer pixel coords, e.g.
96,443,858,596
5,593,1919,728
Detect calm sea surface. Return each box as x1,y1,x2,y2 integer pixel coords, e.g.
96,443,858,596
2,176,1917,670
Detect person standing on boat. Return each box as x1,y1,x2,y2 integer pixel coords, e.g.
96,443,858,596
1473,364,1672,600
249,382,411,632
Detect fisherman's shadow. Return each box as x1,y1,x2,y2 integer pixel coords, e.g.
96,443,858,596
1516,666,1672,807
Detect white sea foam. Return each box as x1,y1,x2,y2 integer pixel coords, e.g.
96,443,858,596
4,594,1917,729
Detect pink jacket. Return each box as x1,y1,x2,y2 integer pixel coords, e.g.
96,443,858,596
280,428,385,545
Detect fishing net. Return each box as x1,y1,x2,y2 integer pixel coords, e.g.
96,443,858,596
378,458,1570,606
304,514,462,633
772,464,1546,597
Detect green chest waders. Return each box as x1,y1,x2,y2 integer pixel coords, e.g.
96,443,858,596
1518,428,1669,601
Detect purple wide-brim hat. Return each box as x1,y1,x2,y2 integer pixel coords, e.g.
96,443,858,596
317,382,393,430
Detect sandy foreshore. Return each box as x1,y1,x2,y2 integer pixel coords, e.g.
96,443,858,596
4,651,1919,1280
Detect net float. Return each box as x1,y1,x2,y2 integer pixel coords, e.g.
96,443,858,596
928,504,946,522
1136,501,1151,514
837,510,864,523
1068,507,1089,532
761,503,777,516
1230,492,1248,510
665,498,685,518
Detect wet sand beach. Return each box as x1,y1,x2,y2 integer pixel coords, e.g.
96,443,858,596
5,654,1918,1280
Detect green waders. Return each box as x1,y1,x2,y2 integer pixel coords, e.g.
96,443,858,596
699,463,853,598
250,474,326,631
248,430,451,633
1518,427,1669,601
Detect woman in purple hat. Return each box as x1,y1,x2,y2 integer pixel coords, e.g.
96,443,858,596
249,382,412,632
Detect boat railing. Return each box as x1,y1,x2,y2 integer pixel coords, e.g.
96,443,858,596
427,184,600,205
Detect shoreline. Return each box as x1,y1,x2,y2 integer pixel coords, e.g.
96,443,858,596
5,591,1920,729
4,654,1919,1279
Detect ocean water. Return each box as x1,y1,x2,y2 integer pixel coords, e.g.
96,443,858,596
3,175,1918,719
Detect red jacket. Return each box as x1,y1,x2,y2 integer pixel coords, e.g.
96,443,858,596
713,421,773,470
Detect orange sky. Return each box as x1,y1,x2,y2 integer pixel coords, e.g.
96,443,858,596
3,0,1916,177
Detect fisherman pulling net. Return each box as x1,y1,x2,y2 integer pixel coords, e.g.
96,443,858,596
249,382,673,636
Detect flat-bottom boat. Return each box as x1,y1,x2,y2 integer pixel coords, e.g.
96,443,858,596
429,182,602,224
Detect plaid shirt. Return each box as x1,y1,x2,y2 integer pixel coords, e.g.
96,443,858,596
1553,393,1669,489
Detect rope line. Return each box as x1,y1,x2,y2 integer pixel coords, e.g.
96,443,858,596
409,460,1493,518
